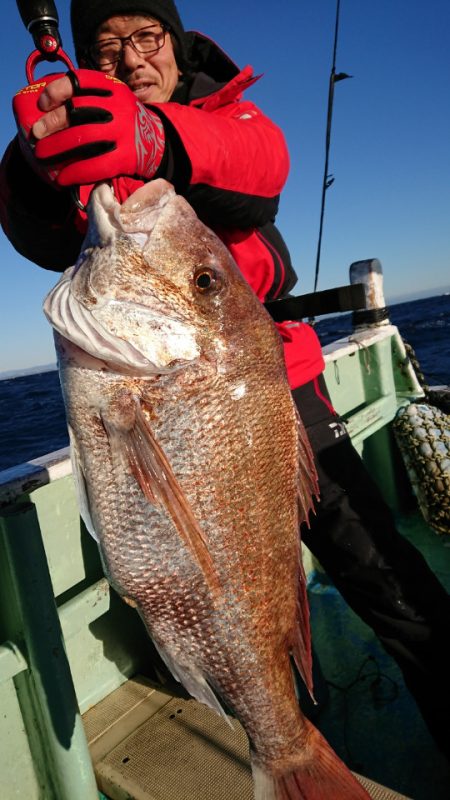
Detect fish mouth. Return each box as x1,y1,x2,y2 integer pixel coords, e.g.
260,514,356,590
44,182,201,374
81,180,177,247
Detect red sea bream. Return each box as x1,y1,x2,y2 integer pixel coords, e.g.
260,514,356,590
44,180,370,799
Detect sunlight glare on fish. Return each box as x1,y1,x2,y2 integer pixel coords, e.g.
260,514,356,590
230,382,247,401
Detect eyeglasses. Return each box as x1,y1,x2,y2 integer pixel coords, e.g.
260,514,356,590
89,24,168,68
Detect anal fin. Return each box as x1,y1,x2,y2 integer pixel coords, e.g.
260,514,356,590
151,638,233,728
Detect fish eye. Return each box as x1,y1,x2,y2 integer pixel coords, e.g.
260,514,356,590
193,267,220,294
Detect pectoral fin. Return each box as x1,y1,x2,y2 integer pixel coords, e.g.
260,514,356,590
102,395,220,594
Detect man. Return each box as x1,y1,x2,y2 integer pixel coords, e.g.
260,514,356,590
1,0,449,760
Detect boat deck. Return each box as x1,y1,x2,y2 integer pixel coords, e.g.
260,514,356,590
88,677,412,800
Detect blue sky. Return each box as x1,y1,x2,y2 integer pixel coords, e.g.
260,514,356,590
1,0,449,372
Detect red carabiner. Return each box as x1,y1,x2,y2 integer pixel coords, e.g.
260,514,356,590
25,26,76,84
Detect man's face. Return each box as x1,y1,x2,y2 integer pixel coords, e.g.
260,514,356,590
93,15,181,103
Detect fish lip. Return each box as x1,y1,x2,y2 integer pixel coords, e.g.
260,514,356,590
78,182,123,251
86,180,177,242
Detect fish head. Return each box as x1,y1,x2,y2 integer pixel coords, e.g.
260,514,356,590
44,180,269,376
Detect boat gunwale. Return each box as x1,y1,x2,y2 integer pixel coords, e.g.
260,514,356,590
0,446,71,508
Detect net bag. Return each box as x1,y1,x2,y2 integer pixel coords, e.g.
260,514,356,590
393,402,450,535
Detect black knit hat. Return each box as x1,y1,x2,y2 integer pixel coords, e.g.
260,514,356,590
70,0,186,66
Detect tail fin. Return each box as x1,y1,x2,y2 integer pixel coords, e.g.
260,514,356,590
251,722,371,800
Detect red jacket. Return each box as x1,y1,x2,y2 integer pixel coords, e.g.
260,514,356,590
0,32,324,389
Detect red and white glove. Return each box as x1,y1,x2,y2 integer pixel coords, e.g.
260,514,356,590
12,69,166,187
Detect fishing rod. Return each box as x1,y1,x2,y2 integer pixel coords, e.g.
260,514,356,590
312,0,351,297
266,1,363,323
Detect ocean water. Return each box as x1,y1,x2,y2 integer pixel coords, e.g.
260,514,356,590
0,293,448,473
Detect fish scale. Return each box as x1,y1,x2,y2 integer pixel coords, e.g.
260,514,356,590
44,179,371,799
